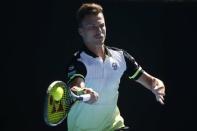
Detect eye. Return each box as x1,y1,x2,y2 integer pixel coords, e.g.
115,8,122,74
85,25,97,30
99,24,105,28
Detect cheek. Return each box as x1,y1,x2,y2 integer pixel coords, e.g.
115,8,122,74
102,27,106,34
81,30,89,37
83,32,94,41
85,30,95,37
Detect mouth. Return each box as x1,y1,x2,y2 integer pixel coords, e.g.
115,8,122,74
95,34,104,39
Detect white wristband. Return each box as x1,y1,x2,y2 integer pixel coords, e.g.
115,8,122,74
80,94,91,102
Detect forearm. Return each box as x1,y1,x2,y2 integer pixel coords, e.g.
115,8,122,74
69,77,99,104
136,71,157,91
69,77,86,95
136,71,165,104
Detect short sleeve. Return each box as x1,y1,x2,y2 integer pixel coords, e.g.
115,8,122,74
66,59,87,85
123,50,144,80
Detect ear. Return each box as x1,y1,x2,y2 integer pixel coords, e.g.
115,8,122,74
78,27,83,37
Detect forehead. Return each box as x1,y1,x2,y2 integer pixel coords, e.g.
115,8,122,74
81,13,105,25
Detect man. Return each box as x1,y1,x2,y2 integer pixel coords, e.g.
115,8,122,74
66,3,165,131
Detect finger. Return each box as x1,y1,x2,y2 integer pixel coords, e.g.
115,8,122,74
157,94,164,100
157,98,165,105
158,95,165,103
160,95,164,100
156,95,165,105
84,88,93,93
152,88,165,96
152,91,165,97
85,92,99,104
154,87,165,96
93,92,99,101
155,92,165,96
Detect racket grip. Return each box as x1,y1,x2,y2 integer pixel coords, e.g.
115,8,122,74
80,94,91,102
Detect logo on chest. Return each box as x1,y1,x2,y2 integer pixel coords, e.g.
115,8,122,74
112,62,118,70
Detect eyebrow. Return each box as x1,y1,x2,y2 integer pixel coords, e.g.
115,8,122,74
85,22,105,26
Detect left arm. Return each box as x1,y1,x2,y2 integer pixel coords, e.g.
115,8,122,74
122,49,165,105
136,71,165,105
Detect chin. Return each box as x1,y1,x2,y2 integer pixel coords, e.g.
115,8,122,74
95,41,105,46
96,38,105,44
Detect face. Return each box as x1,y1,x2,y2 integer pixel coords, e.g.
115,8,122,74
78,13,106,47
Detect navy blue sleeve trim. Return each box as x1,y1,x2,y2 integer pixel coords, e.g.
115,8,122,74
123,50,143,80
66,56,87,85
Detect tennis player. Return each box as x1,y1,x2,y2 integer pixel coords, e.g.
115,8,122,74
66,3,165,131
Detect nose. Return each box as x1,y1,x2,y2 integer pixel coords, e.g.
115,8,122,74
96,26,102,34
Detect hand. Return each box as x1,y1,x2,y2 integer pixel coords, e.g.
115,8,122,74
152,79,165,105
83,88,99,104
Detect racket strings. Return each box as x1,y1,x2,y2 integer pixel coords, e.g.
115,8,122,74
57,100,63,112
47,86,67,124
49,95,63,113
45,81,77,126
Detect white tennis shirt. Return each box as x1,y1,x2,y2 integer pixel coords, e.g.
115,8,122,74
66,46,143,131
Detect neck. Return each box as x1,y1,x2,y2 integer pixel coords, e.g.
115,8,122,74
86,44,105,60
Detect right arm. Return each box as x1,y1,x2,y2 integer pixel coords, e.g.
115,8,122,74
69,77,99,104
66,58,98,104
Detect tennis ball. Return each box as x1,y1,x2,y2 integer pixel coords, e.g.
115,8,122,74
52,87,64,101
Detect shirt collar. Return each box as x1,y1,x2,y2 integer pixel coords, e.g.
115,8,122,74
82,45,112,58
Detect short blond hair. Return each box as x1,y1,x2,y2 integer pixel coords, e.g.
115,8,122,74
76,3,103,27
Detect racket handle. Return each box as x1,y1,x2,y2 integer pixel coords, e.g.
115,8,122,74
79,94,91,102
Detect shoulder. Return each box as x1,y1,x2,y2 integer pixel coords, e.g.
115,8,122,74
71,50,82,60
106,46,124,56
69,49,85,63
66,51,87,77
106,46,123,52
106,46,134,58
67,50,86,69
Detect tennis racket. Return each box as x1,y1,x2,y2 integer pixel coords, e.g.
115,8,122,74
44,80,91,126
